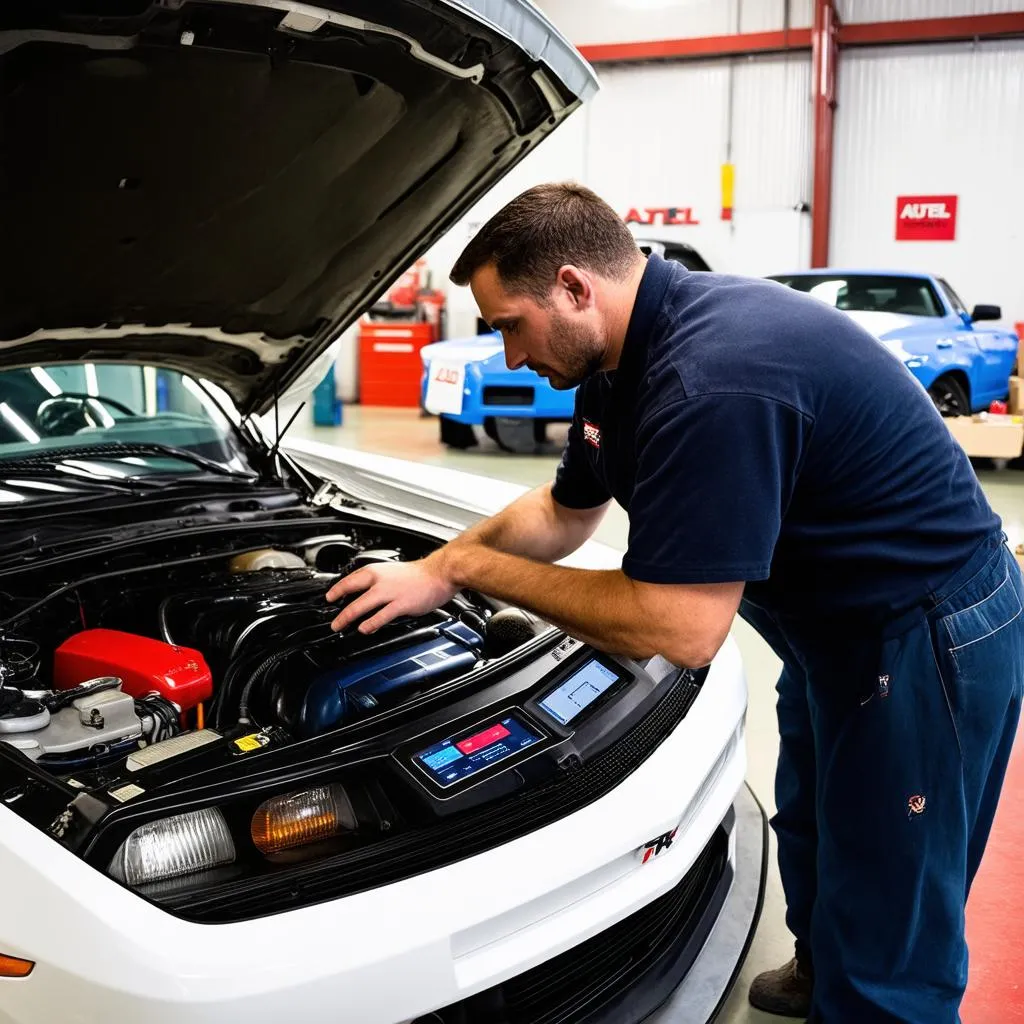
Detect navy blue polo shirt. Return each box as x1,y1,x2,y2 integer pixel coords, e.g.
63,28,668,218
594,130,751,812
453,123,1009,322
552,254,1000,618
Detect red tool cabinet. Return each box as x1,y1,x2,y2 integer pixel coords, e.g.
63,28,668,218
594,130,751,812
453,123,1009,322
358,321,436,407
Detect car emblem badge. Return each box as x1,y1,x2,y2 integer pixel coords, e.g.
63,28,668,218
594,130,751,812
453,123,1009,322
639,827,678,864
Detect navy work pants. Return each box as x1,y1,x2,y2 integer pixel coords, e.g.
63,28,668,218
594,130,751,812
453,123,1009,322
741,533,1024,1022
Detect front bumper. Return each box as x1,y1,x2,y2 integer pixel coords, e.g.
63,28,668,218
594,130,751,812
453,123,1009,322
429,785,767,1023
427,361,576,426
0,641,759,1024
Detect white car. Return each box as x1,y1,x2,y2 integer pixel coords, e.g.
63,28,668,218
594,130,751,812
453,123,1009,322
0,2,765,1023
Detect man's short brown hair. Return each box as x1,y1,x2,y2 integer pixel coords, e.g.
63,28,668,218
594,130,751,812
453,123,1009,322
450,182,640,298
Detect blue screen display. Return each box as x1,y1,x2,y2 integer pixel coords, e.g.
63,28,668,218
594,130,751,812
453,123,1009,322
415,716,541,788
538,660,621,725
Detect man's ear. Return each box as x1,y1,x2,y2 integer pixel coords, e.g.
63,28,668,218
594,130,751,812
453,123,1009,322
556,265,593,309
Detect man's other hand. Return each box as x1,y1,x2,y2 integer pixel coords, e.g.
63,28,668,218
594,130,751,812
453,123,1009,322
326,553,459,634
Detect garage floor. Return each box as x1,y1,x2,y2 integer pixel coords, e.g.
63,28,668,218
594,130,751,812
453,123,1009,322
292,406,1024,1024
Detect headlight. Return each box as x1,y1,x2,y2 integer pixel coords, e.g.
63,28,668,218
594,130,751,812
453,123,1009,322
251,784,355,854
110,807,236,886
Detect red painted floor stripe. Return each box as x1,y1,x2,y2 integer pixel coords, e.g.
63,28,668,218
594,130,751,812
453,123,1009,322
963,728,1024,1022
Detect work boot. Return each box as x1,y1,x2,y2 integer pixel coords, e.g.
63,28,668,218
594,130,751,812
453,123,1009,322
748,956,813,1017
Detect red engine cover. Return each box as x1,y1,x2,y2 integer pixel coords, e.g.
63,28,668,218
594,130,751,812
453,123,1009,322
54,629,212,710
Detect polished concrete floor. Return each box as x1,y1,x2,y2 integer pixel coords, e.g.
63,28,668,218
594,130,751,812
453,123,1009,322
293,406,1024,1023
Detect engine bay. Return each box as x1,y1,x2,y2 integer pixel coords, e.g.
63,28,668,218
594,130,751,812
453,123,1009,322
0,521,543,777
0,507,698,916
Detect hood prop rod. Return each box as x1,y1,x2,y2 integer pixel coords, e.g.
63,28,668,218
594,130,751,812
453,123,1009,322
267,400,306,464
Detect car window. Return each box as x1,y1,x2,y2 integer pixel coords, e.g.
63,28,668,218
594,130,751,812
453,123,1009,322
637,241,711,273
937,277,967,317
769,274,945,317
0,362,250,470
662,246,712,273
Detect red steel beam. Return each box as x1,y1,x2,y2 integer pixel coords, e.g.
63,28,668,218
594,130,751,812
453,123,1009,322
578,13,1024,66
577,29,812,64
810,0,839,268
839,11,1024,46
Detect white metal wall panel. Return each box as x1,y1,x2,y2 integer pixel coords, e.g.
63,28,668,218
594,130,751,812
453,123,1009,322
831,40,1024,327
729,54,814,273
536,0,734,47
836,0,1024,22
535,0,812,46
426,109,591,339
732,55,813,211
583,60,729,209
427,50,813,317
739,0,814,33
584,58,812,274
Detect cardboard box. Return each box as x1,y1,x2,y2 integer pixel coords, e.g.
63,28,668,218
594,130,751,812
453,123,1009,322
945,415,1024,459
1010,377,1024,416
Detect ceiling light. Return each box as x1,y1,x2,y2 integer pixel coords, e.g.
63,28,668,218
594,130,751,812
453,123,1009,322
30,367,62,397
86,398,116,428
143,366,158,415
0,404,40,444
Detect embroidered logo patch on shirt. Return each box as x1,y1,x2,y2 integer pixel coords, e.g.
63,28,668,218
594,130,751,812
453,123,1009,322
583,420,601,449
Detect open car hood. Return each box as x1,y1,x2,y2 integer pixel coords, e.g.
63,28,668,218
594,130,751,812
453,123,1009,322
0,1,596,415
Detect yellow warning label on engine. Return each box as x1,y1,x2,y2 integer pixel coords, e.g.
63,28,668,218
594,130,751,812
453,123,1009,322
234,734,264,752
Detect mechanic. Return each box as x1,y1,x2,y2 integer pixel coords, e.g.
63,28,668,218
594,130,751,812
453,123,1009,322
327,182,1024,1023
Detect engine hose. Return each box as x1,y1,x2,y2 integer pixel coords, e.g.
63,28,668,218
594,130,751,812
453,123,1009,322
232,617,366,726
211,618,335,729
134,695,180,744
235,649,290,727
158,592,257,646
229,619,457,730
452,605,487,637
36,736,141,771
0,636,40,689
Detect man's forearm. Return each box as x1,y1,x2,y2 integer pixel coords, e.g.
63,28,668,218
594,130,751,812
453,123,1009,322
439,543,713,666
329,528,740,664
451,483,604,564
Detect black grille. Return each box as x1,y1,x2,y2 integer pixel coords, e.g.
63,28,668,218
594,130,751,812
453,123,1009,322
158,675,702,922
436,829,728,1024
483,385,535,406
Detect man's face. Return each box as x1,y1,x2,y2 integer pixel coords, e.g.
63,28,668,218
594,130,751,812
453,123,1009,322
469,263,605,390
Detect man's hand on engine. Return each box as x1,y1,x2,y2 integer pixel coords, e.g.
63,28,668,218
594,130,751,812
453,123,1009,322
326,552,459,634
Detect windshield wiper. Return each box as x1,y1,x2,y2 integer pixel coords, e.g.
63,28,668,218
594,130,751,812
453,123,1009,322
0,442,257,480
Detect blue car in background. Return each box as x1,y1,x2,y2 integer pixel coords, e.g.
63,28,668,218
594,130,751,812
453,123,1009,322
422,240,711,451
768,270,1018,416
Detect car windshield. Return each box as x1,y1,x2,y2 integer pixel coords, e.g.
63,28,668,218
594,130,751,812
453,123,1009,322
770,274,945,318
0,363,252,474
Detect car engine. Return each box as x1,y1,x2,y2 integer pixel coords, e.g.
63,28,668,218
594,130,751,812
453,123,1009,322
0,529,541,775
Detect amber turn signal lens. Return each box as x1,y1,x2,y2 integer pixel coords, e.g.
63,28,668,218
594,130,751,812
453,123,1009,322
0,954,34,978
251,785,356,854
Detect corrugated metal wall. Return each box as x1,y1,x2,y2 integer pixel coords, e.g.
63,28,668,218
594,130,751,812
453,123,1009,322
535,0,813,47
831,39,1024,325
417,1,1023,356
430,52,814,338
730,54,814,271
741,0,815,33
585,56,813,275
836,0,1024,22
425,107,591,340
